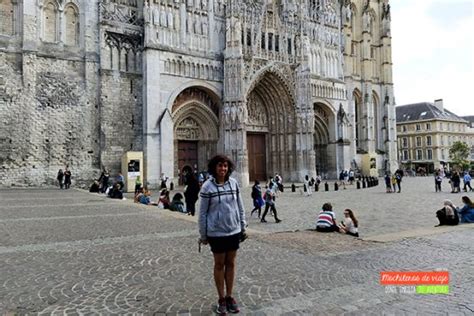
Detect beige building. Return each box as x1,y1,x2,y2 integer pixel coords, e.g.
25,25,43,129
396,100,474,173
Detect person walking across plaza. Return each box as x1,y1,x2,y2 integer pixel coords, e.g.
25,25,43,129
250,180,264,218
395,169,403,193
261,182,282,223
57,169,64,189
64,168,72,189
463,172,473,192
184,173,200,216
304,175,312,196
451,171,461,193
198,155,247,315
384,173,392,193
434,171,443,192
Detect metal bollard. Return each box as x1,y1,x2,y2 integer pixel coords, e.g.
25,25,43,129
324,182,329,191
170,181,174,191
291,183,296,192
334,182,339,191
362,180,366,189
356,181,361,189
315,183,319,192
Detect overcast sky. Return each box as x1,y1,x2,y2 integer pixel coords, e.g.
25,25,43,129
391,0,473,116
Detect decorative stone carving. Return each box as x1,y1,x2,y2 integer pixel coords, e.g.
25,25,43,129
176,117,200,140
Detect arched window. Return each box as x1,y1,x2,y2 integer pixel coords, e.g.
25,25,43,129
64,4,79,46
43,1,58,43
0,0,14,36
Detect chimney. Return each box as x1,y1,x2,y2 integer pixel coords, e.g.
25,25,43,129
434,99,444,112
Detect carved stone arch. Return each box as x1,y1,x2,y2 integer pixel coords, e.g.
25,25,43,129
313,101,336,177
165,80,222,114
246,65,297,106
245,68,297,181
172,101,219,141
169,84,222,179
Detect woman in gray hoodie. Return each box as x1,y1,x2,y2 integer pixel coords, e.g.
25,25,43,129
198,154,246,315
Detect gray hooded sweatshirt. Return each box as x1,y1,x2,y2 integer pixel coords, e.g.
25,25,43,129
198,176,246,240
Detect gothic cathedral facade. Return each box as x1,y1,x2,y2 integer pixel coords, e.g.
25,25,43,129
0,0,398,187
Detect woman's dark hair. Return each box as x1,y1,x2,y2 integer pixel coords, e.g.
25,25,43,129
462,196,474,207
254,180,260,185
207,154,234,181
322,202,332,211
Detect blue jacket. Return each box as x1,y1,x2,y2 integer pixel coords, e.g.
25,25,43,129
198,177,246,240
459,205,474,223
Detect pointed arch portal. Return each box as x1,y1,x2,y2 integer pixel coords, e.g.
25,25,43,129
171,87,220,181
246,71,297,182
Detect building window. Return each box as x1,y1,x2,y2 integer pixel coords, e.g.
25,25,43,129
64,4,79,46
440,122,444,130
402,137,408,148
416,124,421,131
426,136,432,146
416,149,423,160
268,33,273,50
402,125,407,132
403,150,409,160
426,123,431,130
416,136,422,147
0,0,14,36
43,1,58,43
427,149,433,160
440,135,444,146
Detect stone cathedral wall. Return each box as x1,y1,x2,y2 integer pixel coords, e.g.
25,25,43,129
0,52,100,187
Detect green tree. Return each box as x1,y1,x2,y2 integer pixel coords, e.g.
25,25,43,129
449,141,470,170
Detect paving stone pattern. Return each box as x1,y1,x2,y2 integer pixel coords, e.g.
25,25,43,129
0,177,473,315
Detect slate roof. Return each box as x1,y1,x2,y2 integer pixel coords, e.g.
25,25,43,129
396,102,468,124
462,116,474,125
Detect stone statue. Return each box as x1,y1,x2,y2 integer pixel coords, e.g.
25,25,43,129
202,17,208,36
233,18,241,42
160,6,167,27
144,1,151,24
363,12,371,32
153,7,160,25
202,0,208,10
167,11,174,29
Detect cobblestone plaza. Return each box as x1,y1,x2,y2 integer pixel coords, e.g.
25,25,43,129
1,177,473,315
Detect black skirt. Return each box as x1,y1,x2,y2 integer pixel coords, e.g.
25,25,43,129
207,233,241,253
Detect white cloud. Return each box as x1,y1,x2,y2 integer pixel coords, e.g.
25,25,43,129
392,0,473,116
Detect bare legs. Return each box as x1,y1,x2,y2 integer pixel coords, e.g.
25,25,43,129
213,250,237,299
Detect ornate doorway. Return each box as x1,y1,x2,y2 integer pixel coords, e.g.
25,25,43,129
314,103,332,177
178,141,197,184
247,133,266,182
246,70,297,182
172,87,220,179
